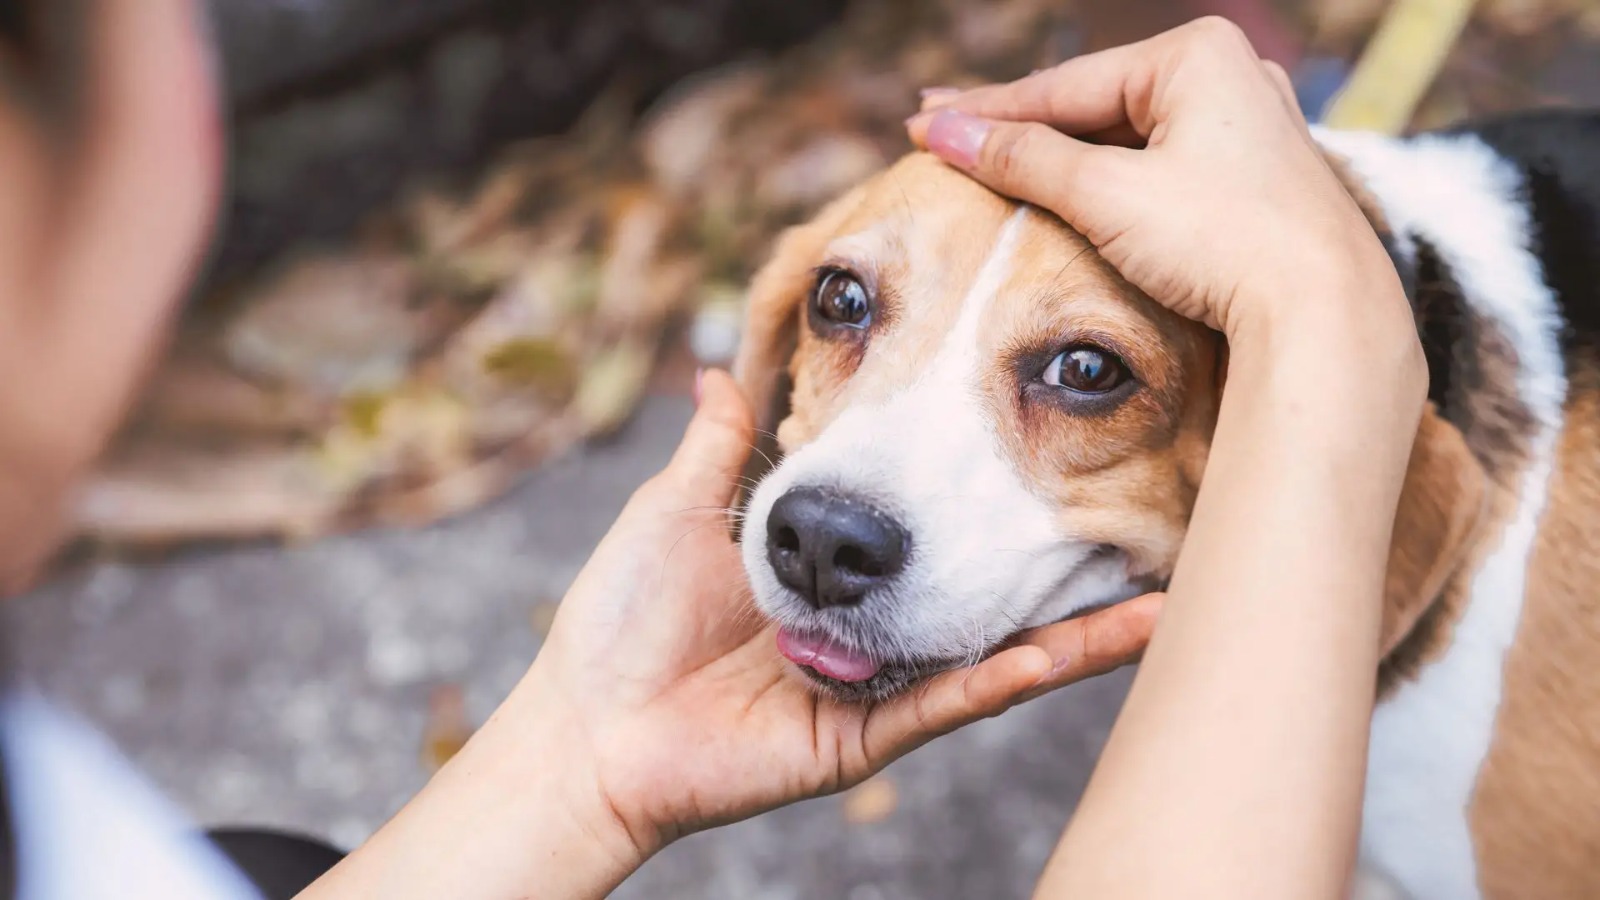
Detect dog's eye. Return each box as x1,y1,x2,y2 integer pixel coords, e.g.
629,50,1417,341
813,271,871,328
1042,347,1128,393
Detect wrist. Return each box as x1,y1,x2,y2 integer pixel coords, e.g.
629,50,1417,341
460,679,653,896
1227,229,1418,353
1228,267,1427,417
306,679,649,900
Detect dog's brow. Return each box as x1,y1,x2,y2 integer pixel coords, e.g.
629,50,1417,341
823,227,896,262
1054,244,1094,282
892,174,916,234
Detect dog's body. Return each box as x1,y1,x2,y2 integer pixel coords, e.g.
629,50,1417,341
733,108,1600,899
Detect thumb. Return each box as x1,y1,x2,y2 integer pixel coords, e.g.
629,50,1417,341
661,369,757,509
907,109,1132,247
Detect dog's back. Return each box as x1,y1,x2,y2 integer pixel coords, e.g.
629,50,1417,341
1319,109,1600,900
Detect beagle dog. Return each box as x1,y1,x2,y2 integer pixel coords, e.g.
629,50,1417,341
731,108,1600,899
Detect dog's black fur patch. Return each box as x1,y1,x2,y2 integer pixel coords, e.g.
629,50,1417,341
1456,110,1600,366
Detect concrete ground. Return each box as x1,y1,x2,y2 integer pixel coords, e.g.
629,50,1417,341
7,392,1130,899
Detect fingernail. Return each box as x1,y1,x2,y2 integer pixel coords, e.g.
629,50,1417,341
1047,655,1073,679
693,368,705,407
924,110,990,170
1027,656,1073,692
919,86,960,101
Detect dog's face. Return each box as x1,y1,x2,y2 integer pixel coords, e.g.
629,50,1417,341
735,154,1219,699
736,153,1485,701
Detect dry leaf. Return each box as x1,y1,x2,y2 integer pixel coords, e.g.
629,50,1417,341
77,445,339,545
421,684,474,772
481,338,580,397
843,776,899,824
574,342,655,436
1479,0,1580,37
224,253,429,395
530,601,560,636
639,65,767,195
756,134,886,211
137,353,329,437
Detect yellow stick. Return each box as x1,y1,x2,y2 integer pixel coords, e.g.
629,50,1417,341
1322,0,1481,134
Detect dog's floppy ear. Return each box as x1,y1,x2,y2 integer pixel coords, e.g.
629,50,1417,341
732,223,819,442
727,214,842,529
1380,403,1487,655
732,190,860,474
1321,147,1480,653
733,189,860,433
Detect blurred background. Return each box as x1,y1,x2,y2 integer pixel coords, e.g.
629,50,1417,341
12,0,1600,896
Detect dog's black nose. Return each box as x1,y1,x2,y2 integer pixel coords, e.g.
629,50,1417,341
766,487,909,609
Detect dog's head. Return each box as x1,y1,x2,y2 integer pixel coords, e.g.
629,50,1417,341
735,152,1485,700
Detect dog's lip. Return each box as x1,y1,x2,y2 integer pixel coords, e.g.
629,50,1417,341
776,627,881,682
775,625,978,692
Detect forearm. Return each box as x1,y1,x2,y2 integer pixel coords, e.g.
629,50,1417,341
1038,293,1426,898
298,679,644,900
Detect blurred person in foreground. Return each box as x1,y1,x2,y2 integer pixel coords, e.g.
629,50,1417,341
0,3,1420,900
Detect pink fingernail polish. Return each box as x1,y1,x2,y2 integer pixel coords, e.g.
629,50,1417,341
924,109,990,169
693,368,705,407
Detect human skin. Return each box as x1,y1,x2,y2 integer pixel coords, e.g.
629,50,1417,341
0,0,221,592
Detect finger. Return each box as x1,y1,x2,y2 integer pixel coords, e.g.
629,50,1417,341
916,54,1151,138
908,109,1139,241
912,17,1263,140
1013,593,1163,701
918,86,961,112
859,643,1053,766
1262,60,1294,105
1078,121,1148,150
1260,60,1303,120
662,369,758,509
921,85,1146,149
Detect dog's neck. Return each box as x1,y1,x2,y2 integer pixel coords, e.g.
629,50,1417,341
1323,147,1510,692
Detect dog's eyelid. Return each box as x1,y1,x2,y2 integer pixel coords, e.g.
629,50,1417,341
1011,334,1142,385
812,256,879,286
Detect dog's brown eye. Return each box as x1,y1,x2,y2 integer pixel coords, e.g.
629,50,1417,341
1043,347,1128,393
813,271,871,328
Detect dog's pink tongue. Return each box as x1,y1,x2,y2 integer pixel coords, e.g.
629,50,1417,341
777,628,880,683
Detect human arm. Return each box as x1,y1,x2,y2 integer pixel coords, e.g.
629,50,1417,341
908,19,1427,899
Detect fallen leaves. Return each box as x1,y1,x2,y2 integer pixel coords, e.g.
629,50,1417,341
421,683,475,772
843,775,900,825
529,600,561,637
74,0,1600,553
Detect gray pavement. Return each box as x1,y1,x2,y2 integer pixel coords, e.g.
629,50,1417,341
9,394,1129,899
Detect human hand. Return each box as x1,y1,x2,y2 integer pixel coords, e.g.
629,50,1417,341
905,17,1408,347
0,0,220,590
481,371,1159,894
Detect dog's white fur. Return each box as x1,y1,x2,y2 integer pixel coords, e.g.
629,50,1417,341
1316,129,1568,900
